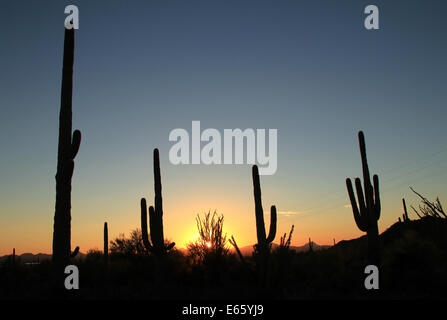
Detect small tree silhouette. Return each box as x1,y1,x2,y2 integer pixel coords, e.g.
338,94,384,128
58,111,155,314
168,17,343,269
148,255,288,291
187,211,229,264
110,229,146,256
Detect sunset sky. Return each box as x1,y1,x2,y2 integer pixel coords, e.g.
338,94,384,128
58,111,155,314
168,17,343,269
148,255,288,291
1,0,446,255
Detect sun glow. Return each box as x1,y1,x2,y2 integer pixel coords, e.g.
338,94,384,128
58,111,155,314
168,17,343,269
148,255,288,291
206,242,211,248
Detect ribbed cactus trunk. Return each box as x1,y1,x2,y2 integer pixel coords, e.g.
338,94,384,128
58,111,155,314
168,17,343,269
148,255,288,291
104,222,108,260
346,131,380,266
52,28,81,273
140,149,175,256
253,165,277,255
252,165,277,287
151,148,166,253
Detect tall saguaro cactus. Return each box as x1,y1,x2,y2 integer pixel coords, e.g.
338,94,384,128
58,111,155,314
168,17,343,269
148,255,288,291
346,131,381,265
104,222,108,259
252,165,277,257
252,165,277,287
52,28,81,270
140,148,175,256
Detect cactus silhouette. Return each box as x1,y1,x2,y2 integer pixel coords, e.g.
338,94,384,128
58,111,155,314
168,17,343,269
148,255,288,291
252,165,276,288
52,28,81,271
140,148,175,256
252,165,277,256
71,246,79,258
104,222,108,259
346,131,381,265
308,237,313,253
402,198,410,222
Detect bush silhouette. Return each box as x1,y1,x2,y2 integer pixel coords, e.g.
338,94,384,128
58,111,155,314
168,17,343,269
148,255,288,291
187,211,229,264
110,229,146,257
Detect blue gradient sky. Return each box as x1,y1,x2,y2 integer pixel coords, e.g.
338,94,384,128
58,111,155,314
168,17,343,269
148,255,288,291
0,0,446,254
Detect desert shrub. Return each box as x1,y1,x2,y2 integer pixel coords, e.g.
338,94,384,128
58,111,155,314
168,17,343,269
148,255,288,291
109,229,146,257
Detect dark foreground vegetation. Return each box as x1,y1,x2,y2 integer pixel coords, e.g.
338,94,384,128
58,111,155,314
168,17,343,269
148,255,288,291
1,217,447,300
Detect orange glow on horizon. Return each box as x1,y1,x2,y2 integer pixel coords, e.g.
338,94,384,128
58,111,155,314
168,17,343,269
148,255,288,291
0,188,404,255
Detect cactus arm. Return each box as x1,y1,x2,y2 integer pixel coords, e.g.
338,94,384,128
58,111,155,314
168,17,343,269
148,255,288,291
140,198,153,252
355,178,367,219
71,130,81,158
148,205,161,250
347,178,367,232
373,174,380,219
70,246,79,258
346,178,359,215
266,205,277,243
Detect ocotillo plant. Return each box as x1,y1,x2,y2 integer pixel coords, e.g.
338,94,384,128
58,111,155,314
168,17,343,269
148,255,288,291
140,148,175,256
409,187,446,219
346,131,381,265
279,225,294,249
402,198,410,222
229,235,245,263
52,27,81,271
252,165,277,257
104,222,108,259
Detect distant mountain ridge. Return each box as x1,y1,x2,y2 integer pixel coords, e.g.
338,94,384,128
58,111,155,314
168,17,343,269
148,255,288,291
236,241,332,256
0,242,331,261
0,252,86,263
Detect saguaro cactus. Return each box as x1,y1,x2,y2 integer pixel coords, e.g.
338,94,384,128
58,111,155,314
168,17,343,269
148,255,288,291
252,165,277,256
346,131,381,265
402,198,410,222
140,148,175,256
104,222,108,259
252,165,277,287
52,28,81,270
